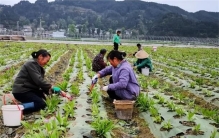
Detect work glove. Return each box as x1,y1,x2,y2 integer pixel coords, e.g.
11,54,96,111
102,86,109,91
51,86,61,94
92,75,98,84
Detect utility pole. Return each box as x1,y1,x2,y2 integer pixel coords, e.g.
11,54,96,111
39,17,42,39
17,21,19,32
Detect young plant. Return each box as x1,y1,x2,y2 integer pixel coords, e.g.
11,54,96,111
150,106,159,117
210,129,218,138
162,120,173,130
192,124,201,134
187,111,195,121
91,89,100,104
176,107,185,117
91,116,116,137
189,81,196,89
158,96,166,104
57,81,68,91
63,100,75,118
153,115,162,124
91,103,99,117
63,73,70,81
136,93,150,112
41,95,61,116
177,93,185,103
150,79,159,89
167,101,176,111
70,83,80,96
56,112,69,131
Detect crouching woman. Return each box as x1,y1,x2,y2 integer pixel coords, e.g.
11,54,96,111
133,50,153,73
92,50,140,100
12,49,61,113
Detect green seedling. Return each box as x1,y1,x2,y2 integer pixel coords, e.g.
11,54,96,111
190,81,196,89
91,116,116,137
149,99,156,107
63,73,70,81
202,108,217,119
63,100,75,118
210,129,218,138
213,115,219,124
188,100,195,108
195,78,204,87
154,93,161,99
56,112,69,131
167,101,176,111
150,106,159,117
150,79,159,89
192,124,201,134
153,115,162,123
70,83,80,95
187,111,195,121
136,93,150,112
176,107,185,117
158,96,166,104
41,95,61,116
140,80,149,90
91,89,100,103
162,120,173,130
0,58,6,65
91,103,99,117
57,81,68,91
177,93,185,103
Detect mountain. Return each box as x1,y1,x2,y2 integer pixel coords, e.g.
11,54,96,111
0,0,218,38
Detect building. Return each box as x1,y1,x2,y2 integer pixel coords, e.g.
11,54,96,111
52,31,66,38
22,25,32,36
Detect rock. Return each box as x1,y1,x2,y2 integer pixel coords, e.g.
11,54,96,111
0,134,8,138
7,128,13,135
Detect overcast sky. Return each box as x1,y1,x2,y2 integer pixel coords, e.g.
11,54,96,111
0,0,218,12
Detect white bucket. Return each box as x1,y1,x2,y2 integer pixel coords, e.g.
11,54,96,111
1,105,24,126
142,67,149,76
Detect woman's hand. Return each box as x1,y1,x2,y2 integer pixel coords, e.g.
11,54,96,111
102,86,109,91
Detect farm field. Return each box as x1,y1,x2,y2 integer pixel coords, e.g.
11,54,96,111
0,41,219,138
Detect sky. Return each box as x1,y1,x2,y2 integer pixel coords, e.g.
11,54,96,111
0,0,218,12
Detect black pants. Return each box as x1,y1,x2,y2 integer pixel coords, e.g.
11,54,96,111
107,76,122,100
13,90,47,112
113,42,119,51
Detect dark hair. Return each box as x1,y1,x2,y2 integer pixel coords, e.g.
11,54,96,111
117,30,121,34
31,49,51,58
100,49,107,54
107,50,126,60
137,43,141,47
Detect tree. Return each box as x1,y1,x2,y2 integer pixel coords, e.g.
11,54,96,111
68,24,75,36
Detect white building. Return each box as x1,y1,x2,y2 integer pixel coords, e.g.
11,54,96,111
52,31,66,38
23,25,32,36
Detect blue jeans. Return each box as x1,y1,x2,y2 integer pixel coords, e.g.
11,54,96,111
13,90,46,112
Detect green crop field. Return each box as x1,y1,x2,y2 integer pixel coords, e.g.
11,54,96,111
0,41,219,138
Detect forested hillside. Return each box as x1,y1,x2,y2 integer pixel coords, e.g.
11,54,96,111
0,0,218,37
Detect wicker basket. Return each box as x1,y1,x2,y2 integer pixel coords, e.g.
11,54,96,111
113,100,135,120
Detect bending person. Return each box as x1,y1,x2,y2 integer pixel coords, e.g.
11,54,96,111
12,49,62,113
92,50,140,100
133,50,153,73
92,49,107,72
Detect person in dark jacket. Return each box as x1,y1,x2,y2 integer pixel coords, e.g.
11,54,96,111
133,50,153,73
12,49,62,113
92,49,107,72
133,43,143,56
